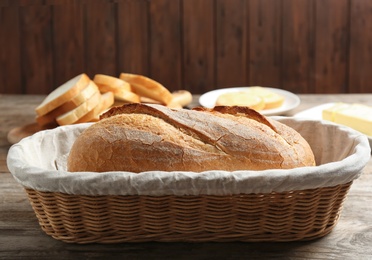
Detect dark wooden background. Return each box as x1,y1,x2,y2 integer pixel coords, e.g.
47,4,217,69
1,0,372,95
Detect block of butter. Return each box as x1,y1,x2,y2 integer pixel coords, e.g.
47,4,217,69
322,103,372,136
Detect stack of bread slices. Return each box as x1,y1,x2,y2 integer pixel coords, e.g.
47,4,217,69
35,73,192,128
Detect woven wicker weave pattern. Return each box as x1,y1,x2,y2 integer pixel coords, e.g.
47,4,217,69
25,182,351,244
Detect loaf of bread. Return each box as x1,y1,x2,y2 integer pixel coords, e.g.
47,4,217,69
67,104,315,173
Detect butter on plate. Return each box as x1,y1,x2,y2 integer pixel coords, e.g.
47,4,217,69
322,103,372,136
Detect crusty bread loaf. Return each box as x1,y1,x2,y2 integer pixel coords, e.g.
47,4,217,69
67,103,315,173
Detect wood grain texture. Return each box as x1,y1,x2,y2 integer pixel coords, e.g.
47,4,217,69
248,0,282,88
117,0,149,76
2,0,44,6
282,0,315,94
349,0,372,93
19,5,54,94
1,94,372,258
84,2,117,77
215,0,247,88
149,0,182,90
0,1,10,7
1,1,372,95
182,0,215,93
314,0,349,93
0,6,22,93
51,0,85,88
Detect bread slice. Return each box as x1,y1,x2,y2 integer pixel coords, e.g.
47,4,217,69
139,96,162,104
93,74,131,93
58,80,99,111
139,90,193,109
171,90,193,107
75,91,114,123
56,90,101,125
113,88,141,103
119,73,173,105
35,73,90,116
36,80,99,127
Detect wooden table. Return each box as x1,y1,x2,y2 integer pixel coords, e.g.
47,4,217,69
1,94,371,259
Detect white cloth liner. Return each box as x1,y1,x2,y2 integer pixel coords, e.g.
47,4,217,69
7,117,371,196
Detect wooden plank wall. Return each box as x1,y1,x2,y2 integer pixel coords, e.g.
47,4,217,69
0,0,372,95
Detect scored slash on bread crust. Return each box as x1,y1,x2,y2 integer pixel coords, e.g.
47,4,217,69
195,106,314,166
69,103,315,173
35,74,90,116
193,106,278,133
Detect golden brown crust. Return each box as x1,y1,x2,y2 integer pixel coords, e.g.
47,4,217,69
192,106,278,133
68,103,315,173
93,74,131,93
119,73,173,105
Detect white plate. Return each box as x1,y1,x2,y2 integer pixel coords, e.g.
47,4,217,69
294,103,372,148
198,87,300,116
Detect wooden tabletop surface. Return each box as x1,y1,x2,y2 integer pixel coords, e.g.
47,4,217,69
1,94,371,259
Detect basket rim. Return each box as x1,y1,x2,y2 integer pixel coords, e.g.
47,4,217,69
7,117,371,196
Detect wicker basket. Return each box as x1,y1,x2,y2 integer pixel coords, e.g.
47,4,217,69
8,118,370,243
25,182,351,243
